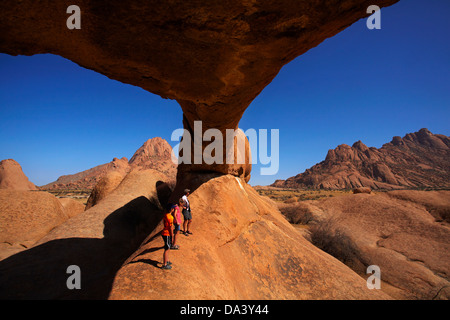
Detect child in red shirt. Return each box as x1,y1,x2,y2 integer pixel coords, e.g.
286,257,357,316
161,205,174,270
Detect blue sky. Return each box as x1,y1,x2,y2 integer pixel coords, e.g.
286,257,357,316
1,0,449,186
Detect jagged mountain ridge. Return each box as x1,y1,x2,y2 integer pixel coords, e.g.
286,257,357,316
272,128,450,190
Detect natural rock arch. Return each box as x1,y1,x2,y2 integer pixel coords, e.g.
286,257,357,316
0,0,399,182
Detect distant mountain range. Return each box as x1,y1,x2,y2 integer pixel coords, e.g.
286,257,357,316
41,137,177,190
272,128,450,190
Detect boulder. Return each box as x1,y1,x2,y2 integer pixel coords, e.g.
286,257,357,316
0,159,37,191
353,187,372,194
58,197,86,218
0,190,67,260
85,170,127,210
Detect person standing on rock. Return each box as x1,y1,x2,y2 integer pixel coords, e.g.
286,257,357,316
182,189,193,236
161,204,174,270
171,202,182,249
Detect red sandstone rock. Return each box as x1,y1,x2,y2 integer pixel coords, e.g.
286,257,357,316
108,175,389,300
85,171,127,210
58,197,86,218
299,191,450,299
129,137,177,178
353,187,372,194
272,129,450,190
0,190,68,260
0,159,37,191
41,157,130,191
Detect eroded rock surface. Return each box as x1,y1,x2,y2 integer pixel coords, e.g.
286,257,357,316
283,191,450,299
0,190,68,260
109,175,389,300
0,171,391,299
0,159,37,191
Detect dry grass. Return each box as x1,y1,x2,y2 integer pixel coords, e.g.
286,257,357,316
278,202,318,225
254,186,350,203
309,217,365,273
43,189,91,205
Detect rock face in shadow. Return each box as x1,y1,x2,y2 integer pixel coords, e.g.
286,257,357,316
108,175,389,300
273,129,450,190
0,0,399,179
295,191,450,299
0,159,37,190
0,169,168,299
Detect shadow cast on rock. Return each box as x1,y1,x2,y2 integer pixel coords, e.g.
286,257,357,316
169,171,224,203
128,258,161,269
0,196,163,300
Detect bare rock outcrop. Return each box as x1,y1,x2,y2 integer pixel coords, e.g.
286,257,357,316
57,197,86,218
129,137,177,179
297,191,450,299
0,169,168,299
0,190,68,260
108,175,389,300
85,171,128,210
273,129,450,190
0,159,37,191
0,0,399,180
0,172,391,299
353,187,372,194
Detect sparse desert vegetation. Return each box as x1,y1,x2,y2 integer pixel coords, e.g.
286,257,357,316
43,189,91,205
254,186,351,203
263,187,450,299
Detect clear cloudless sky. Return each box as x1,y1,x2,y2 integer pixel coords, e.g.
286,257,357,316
0,0,449,186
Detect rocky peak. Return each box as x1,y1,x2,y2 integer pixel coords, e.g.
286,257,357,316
273,129,450,190
352,140,369,152
129,137,173,166
403,128,448,149
390,136,404,146
41,138,177,190
0,159,37,190
325,144,361,162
